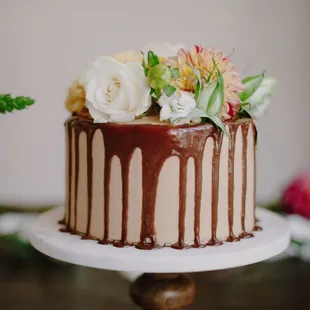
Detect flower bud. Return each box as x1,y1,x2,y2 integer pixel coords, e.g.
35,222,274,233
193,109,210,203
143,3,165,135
147,64,171,89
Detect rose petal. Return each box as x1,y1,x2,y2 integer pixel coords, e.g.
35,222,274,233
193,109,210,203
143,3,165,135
86,100,109,123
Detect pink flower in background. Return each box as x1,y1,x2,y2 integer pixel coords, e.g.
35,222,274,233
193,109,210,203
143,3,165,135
282,171,310,219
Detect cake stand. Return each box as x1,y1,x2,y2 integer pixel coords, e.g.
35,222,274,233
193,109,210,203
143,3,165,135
29,206,290,309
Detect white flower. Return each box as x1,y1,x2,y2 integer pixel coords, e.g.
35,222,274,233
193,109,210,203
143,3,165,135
158,90,204,125
245,77,277,118
83,56,151,123
142,42,186,58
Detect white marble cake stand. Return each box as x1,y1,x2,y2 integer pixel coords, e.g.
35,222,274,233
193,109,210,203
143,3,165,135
29,206,290,310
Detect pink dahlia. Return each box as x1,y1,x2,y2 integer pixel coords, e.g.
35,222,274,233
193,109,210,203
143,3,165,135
168,45,244,120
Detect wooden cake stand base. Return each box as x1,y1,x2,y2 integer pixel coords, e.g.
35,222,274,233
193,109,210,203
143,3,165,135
29,207,290,309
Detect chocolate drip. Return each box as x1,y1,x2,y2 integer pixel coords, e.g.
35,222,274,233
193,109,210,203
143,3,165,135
137,151,168,249
253,127,261,231
72,126,81,234
172,158,188,249
226,125,240,242
62,117,257,249
239,123,254,239
193,155,204,248
114,154,133,247
100,155,111,244
121,160,130,244
58,219,65,225
253,225,262,231
82,129,96,239
207,131,223,246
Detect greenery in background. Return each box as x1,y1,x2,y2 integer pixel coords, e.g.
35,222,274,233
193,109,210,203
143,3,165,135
0,94,35,113
0,234,35,258
0,204,52,215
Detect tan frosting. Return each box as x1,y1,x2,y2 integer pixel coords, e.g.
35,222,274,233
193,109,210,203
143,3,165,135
62,117,257,248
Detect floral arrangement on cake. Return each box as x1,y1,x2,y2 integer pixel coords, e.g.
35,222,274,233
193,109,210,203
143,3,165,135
65,43,276,134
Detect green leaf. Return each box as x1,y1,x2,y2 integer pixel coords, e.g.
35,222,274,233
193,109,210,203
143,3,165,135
239,72,265,102
148,51,159,67
163,85,177,97
209,115,230,139
291,239,305,247
0,101,6,113
206,64,216,84
25,97,35,106
194,79,201,101
0,94,35,113
197,83,216,111
207,70,224,116
171,68,180,78
6,97,14,112
14,97,26,110
155,89,161,100
243,77,277,119
140,51,149,76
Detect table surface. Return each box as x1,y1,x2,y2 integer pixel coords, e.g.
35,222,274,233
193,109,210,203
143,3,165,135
0,247,309,310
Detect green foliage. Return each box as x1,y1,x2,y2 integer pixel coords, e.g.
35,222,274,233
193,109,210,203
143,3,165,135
0,94,35,113
147,51,159,67
209,115,230,139
163,85,177,97
170,68,180,78
207,69,224,116
240,77,277,119
196,59,229,138
239,72,264,102
140,51,149,76
147,64,172,90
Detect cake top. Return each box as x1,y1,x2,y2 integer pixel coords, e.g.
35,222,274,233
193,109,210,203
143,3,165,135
65,43,276,135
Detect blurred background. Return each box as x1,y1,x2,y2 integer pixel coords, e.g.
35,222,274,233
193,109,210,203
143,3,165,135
1,0,310,206
1,0,310,309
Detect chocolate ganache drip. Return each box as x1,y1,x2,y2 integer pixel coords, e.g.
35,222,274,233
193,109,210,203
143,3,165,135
61,117,257,249
226,124,240,242
239,123,254,239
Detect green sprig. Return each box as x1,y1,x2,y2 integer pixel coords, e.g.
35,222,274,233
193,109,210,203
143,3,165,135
147,51,159,67
0,94,35,113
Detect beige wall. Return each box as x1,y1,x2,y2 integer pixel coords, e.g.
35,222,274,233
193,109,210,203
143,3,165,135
0,0,310,205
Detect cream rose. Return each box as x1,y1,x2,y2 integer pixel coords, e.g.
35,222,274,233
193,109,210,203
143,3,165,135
83,56,151,123
158,90,205,125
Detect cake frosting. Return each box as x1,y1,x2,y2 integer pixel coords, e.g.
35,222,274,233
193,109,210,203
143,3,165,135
60,43,276,249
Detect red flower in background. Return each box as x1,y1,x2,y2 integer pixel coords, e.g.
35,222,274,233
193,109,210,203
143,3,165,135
282,171,310,219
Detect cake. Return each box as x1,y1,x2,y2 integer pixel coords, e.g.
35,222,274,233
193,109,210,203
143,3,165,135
60,43,276,249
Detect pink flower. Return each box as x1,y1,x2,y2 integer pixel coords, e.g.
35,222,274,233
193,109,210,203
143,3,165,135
168,45,244,120
282,171,310,219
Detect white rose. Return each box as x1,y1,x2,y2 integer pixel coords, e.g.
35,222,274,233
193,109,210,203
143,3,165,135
142,42,186,58
83,56,151,123
244,77,277,119
158,90,205,125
